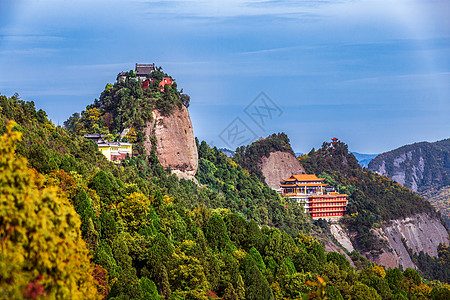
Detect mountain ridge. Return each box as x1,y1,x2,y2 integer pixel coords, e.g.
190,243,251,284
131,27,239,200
368,137,450,226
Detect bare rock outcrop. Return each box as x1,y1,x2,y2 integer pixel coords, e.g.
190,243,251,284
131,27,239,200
384,214,448,256
362,213,448,269
260,151,305,189
143,106,198,181
312,228,356,268
330,224,354,253
366,227,416,269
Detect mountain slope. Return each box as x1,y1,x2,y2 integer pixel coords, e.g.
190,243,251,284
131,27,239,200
233,133,303,188
2,66,450,297
368,138,450,226
260,151,305,189
299,141,449,277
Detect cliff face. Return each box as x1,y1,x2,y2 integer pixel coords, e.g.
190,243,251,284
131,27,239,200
259,151,305,189
331,214,449,270
143,106,198,181
370,214,448,269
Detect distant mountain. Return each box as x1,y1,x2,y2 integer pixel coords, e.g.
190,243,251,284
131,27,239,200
219,147,234,157
351,152,378,168
368,139,450,193
368,138,450,226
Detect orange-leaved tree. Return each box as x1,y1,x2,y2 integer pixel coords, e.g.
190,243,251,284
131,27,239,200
0,121,100,299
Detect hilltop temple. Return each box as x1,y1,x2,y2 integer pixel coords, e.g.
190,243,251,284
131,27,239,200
117,63,173,91
117,63,155,81
279,174,348,219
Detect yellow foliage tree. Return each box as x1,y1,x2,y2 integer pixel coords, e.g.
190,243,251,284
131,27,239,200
371,265,386,278
117,192,152,232
0,121,100,299
169,240,210,299
125,127,137,143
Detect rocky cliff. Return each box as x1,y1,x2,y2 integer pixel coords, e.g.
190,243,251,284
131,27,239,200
259,151,305,189
371,214,448,269
143,106,198,181
330,214,449,270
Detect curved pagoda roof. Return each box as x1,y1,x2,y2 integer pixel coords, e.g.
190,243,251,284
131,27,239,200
281,174,325,182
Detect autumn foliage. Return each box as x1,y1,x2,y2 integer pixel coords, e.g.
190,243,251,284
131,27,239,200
0,121,100,299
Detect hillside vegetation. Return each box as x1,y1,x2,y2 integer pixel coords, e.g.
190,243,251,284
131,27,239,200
300,141,438,249
420,186,450,227
2,72,450,298
64,67,189,155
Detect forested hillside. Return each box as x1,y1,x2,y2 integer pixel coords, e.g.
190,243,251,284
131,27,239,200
63,67,189,156
2,71,450,299
196,139,309,236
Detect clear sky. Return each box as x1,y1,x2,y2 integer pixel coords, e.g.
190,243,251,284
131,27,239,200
1,0,449,154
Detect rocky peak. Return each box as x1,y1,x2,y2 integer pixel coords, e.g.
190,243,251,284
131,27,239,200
259,151,305,189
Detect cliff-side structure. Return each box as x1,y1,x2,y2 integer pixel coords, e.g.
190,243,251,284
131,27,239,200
279,174,348,219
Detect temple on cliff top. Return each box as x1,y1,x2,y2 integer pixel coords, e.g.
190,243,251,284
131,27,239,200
117,63,173,91
279,174,348,219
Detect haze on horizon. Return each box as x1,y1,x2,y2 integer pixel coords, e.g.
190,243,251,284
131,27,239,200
0,0,449,154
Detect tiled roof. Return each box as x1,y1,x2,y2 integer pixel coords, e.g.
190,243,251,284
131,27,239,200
279,183,328,187
96,140,132,147
309,193,348,198
135,63,155,75
282,174,325,182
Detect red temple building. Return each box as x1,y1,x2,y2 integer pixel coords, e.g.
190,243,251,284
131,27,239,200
279,174,348,219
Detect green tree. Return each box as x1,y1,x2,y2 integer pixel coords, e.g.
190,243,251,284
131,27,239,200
88,170,115,204
248,247,266,273
241,254,273,300
117,192,153,232
327,252,351,270
205,214,230,251
140,277,161,300
169,240,210,297
349,282,381,300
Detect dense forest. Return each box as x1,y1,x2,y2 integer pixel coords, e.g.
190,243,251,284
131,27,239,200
421,186,450,227
2,69,450,299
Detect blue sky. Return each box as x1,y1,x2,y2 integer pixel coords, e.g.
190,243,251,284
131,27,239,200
0,0,449,154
